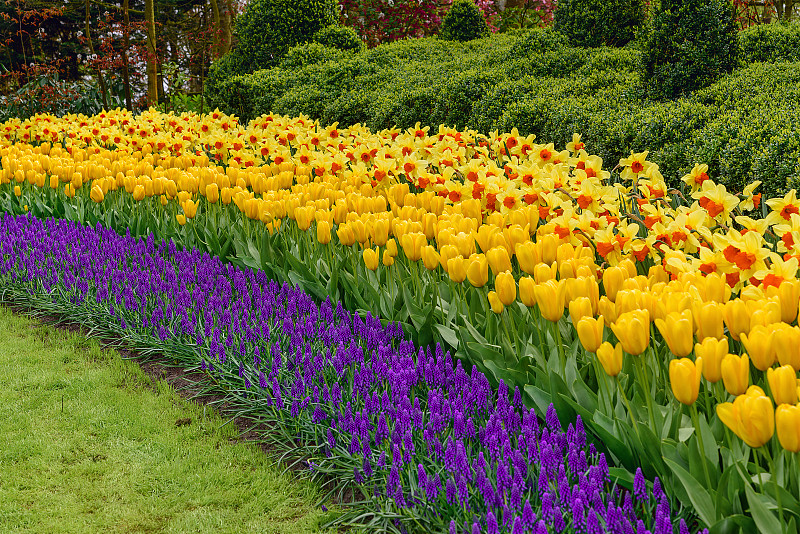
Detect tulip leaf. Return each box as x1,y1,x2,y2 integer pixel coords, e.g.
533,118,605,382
523,385,553,416
709,514,755,534
549,371,576,431
664,456,717,528
745,484,782,534
433,324,459,350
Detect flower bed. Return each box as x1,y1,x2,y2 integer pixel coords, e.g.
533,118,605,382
0,212,698,533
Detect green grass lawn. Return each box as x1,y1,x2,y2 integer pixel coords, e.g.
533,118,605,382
0,306,334,534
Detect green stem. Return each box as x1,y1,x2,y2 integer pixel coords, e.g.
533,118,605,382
554,320,566,375
764,446,786,533
616,375,641,440
635,354,658,432
690,404,714,491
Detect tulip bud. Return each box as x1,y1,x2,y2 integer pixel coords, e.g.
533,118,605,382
721,353,750,396
519,276,536,307
603,266,626,302
701,272,731,303
515,241,540,275
402,232,426,262
569,297,593,325
533,262,557,284
655,310,694,358
596,341,623,377
421,245,440,271
386,238,398,257
363,247,379,271
767,365,798,406
740,325,776,371
538,234,559,265
577,316,604,353
487,246,513,277
717,391,774,448
693,301,724,341
723,299,750,341
766,279,800,323
90,183,104,203
495,271,516,306
488,291,504,314
382,249,395,267
774,325,800,371
132,184,146,202
206,183,220,204
447,256,467,283
670,357,703,405
695,337,728,383
776,404,800,453
337,223,356,246
182,199,198,219
316,220,332,244
610,310,650,356
466,254,489,287
176,213,187,226
598,296,618,324
533,279,566,322
13,185,20,197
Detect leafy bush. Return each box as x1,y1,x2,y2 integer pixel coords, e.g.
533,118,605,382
439,0,490,41
739,21,800,63
639,0,738,100
553,0,644,47
312,25,364,52
234,0,336,72
279,42,343,70
210,27,800,196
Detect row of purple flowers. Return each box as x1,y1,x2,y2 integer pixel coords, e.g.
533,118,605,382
0,212,705,534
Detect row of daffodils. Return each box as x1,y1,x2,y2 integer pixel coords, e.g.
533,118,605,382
1,108,799,533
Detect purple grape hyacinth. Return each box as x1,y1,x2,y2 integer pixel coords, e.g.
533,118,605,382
0,213,706,533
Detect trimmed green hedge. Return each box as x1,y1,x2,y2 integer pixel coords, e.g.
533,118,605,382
208,27,800,197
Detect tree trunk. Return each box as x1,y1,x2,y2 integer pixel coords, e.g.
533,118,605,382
209,0,222,57
85,0,109,110
122,0,132,110
146,0,158,106
220,0,233,54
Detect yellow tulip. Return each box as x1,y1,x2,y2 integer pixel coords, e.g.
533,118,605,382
577,316,605,353
669,357,703,405
767,365,798,406
602,265,626,302
487,246,513,277
565,276,599,315
447,256,467,283
466,254,488,287
132,184,146,202
90,184,104,203
610,310,650,356
182,199,198,219
515,241,540,275
538,234,559,265
596,341,623,377
533,279,566,322
721,353,750,396
598,296,617,324
370,218,390,247
386,238,398,257
495,271,516,306
655,310,694,358
723,299,750,341
693,301,724,341
176,213,187,226
363,247,379,271
382,249,395,267
422,245,440,271
769,279,800,323
695,337,728,383
206,183,220,204
316,220,332,244
701,272,731,303
337,224,356,246
774,325,800,371
776,404,800,453
533,262,557,284
519,276,536,307
402,232,426,262
221,187,233,205
740,325,776,371
13,185,20,197
569,297,593,325
717,389,774,448
488,291,504,314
